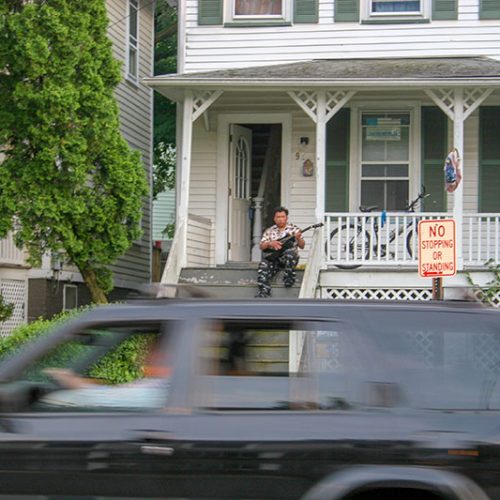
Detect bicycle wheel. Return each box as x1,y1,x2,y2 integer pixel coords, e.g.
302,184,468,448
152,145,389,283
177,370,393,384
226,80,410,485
406,228,417,258
327,224,371,269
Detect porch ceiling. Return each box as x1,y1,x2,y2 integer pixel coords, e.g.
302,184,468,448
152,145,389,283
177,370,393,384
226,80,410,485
144,57,500,101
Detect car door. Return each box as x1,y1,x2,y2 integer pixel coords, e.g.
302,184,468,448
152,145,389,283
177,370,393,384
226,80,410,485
176,317,376,499
0,317,191,498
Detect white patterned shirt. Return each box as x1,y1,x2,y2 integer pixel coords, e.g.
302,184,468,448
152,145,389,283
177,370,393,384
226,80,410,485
261,224,301,250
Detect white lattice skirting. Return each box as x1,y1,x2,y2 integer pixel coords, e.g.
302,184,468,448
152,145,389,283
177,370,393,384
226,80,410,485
321,288,434,301
0,279,26,337
320,287,500,307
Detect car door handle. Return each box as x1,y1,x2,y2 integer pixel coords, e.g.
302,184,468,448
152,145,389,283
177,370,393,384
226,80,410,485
141,444,174,456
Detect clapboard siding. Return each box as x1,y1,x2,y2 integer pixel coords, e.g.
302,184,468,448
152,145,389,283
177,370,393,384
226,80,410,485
153,190,176,241
183,1,500,72
186,214,213,267
106,0,154,285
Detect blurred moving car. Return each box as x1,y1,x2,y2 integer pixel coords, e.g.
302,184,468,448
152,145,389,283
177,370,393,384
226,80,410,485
0,298,499,499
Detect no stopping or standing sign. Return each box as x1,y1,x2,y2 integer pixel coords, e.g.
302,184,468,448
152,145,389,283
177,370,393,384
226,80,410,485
418,219,456,278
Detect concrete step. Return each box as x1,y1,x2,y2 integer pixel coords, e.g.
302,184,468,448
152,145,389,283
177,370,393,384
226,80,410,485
179,266,304,299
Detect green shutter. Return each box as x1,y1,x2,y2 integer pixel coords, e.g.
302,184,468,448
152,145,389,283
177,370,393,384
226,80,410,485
198,0,223,25
325,109,350,212
480,0,500,19
294,0,318,23
335,0,359,22
421,107,447,212
432,0,458,20
479,107,500,212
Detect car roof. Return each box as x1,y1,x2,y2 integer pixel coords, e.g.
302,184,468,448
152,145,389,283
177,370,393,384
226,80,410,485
76,298,497,324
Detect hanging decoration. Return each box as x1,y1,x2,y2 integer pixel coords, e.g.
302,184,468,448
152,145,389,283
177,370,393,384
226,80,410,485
444,148,462,193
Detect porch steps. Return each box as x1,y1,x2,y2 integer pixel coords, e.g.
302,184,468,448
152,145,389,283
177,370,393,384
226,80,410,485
231,329,289,373
178,266,304,299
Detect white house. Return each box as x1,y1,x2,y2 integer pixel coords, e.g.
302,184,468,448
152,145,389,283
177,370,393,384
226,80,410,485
0,0,155,334
148,0,500,303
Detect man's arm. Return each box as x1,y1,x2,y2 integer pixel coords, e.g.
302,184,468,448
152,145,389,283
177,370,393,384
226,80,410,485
295,230,305,249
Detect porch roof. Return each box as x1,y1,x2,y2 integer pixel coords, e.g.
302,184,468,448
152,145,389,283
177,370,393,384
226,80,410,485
145,57,500,101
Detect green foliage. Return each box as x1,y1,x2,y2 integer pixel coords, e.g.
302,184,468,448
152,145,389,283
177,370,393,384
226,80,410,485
465,259,500,307
0,0,149,301
153,142,176,199
154,2,177,147
0,294,14,323
0,308,155,385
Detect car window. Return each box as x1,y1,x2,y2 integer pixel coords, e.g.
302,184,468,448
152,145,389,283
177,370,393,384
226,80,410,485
196,319,367,411
194,310,500,412
16,322,172,412
348,309,500,410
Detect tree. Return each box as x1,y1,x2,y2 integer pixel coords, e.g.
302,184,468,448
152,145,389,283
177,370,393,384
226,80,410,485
153,2,177,149
0,0,148,304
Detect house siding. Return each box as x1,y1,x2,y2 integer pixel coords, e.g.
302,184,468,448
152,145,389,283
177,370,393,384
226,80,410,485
183,0,500,73
106,0,154,285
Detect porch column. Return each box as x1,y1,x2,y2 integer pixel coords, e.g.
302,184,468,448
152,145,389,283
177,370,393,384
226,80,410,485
288,90,356,222
177,90,194,267
453,88,464,271
425,87,493,271
177,89,224,267
316,91,327,222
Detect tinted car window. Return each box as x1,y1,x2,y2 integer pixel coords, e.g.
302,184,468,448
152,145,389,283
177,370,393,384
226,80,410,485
16,323,172,412
195,311,500,412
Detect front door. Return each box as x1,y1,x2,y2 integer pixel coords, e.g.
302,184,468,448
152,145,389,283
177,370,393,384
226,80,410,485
229,124,252,261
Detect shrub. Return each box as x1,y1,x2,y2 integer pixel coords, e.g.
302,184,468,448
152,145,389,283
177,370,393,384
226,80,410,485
0,307,154,385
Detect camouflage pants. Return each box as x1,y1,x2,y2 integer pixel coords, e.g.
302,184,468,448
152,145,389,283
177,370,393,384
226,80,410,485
256,248,299,297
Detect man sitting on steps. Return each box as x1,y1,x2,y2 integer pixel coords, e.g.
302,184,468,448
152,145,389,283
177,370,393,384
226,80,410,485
255,206,304,298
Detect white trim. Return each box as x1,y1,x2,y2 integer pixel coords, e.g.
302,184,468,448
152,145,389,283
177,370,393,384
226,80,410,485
177,0,186,73
126,0,140,84
349,101,421,211
216,113,292,265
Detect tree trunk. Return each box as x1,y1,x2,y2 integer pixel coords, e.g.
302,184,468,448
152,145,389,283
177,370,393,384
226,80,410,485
79,267,108,304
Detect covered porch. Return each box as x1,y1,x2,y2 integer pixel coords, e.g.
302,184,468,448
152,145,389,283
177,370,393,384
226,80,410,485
144,57,500,290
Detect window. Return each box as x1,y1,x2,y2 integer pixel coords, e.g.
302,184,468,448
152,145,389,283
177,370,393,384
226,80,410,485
18,323,172,412
360,112,411,211
63,284,78,311
127,0,139,82
235,0,283,15
196,320,364,411
225,0,291,23
479,107,500,212
362,0,430,21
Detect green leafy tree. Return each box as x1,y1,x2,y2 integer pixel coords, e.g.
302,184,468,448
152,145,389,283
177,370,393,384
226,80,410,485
153,2,177,149
0,0,148,304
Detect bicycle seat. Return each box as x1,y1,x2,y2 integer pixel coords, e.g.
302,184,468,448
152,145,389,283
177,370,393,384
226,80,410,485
359,205,379,212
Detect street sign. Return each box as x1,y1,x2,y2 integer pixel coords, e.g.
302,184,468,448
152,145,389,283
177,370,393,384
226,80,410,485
418,219,456,278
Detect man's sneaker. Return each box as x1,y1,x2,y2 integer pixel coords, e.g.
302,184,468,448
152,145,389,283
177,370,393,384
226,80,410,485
255,291,271,298
283,278,296,288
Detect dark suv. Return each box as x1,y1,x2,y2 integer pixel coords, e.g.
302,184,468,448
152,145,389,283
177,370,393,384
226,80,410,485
0,298,499,499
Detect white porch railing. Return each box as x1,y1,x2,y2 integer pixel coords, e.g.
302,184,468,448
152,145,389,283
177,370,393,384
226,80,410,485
325,212,499,268
464,214,500,265
0,233,25,267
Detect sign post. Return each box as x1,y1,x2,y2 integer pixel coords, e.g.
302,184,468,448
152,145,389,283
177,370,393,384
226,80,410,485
418,219,456,300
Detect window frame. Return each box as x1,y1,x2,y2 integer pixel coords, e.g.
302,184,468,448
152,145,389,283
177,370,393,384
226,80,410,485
349,103,420,212
126,0,140,84
361,0,430,22
63,284,78,312
224,0,291,24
